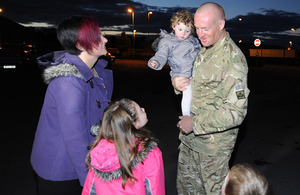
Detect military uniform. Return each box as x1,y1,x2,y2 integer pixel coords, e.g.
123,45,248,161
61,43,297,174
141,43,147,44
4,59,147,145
177,33,250,195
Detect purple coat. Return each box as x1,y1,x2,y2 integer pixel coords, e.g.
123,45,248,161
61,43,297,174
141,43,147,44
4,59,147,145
31,51,113,186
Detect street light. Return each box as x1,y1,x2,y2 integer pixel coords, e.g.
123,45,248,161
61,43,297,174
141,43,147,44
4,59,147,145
127,8,134,32
127,8,135,50
148,11,153,36
133,29,136,46
291,28,295,36
0,8,2,44
238,18,242,42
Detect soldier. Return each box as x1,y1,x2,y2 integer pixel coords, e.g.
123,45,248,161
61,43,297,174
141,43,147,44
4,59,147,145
172,2,250,195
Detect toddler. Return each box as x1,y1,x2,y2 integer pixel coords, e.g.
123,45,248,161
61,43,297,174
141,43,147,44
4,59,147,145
148,10,201,116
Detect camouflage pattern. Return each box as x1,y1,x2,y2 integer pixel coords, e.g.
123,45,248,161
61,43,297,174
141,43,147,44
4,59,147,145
177,33,249,195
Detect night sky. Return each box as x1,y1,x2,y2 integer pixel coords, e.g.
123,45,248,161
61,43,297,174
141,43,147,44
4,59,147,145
1,0,299,48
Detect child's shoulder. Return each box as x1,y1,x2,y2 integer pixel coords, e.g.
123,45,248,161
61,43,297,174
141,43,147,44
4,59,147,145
186,35,201,47
187,34,199,42
142,145,163,165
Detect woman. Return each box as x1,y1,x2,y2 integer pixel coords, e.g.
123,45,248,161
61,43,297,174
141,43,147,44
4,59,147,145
30,16,113,195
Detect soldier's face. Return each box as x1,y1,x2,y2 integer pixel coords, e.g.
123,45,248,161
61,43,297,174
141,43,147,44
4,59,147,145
194,11,224,47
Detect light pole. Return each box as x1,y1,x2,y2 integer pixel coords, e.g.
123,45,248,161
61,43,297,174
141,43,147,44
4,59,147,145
127,8,135,51
0,8,3,45
147,11,152,36
238,18,242,43
291,28,295,36
291,28,295,48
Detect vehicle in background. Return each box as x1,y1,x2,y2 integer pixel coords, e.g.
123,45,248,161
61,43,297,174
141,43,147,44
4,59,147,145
99,52,115,70
0,42,36,71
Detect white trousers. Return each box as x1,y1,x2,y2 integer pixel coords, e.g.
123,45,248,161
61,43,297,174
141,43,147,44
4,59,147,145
181,82,192,116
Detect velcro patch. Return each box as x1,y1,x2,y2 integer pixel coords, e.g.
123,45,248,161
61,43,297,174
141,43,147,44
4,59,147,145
235,84,244,90
236,90,246,100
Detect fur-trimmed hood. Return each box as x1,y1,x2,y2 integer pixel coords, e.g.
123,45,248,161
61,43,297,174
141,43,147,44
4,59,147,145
37,51,108,84
37,51,84,84
43,63,83,84
90,139,157,182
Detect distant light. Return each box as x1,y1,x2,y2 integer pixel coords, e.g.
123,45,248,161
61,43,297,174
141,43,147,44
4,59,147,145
20,22,55,28
3,65,16,69
127,8,133,13
239,40,242,43
291,28,295,36
0,8,3,13
239,18,242,22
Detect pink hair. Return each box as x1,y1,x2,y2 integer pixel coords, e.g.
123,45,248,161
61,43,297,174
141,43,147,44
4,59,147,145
77,18,101,52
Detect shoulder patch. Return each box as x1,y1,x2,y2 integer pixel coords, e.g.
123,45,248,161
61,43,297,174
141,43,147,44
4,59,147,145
235,84,244,90
236,90,246,99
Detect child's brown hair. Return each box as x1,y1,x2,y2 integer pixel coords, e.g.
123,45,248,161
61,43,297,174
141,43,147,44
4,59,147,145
170,10,194,33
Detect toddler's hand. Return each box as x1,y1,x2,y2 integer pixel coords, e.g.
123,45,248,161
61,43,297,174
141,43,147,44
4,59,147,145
151,61,157,68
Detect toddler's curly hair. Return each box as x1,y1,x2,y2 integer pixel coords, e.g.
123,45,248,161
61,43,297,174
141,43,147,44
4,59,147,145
170,10,195,33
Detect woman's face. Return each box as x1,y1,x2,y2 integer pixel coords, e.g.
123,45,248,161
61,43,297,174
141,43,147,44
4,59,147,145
92,35,108,56
133,101,148,129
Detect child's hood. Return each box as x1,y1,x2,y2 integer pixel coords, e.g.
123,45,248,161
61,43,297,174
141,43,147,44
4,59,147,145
89,139,158,182
90,139,120,173
91,139,120,172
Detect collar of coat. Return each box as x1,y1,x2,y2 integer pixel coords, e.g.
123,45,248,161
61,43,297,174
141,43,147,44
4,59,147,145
43,63,84,84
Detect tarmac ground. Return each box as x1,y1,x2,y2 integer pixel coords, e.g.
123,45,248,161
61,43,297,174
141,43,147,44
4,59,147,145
1,59,300,195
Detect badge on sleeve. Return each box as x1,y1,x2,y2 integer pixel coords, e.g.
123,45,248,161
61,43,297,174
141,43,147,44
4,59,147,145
235,84,246,100
236,90,246,99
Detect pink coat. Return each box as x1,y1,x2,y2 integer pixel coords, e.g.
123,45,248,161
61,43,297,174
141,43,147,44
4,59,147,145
82,139,165,195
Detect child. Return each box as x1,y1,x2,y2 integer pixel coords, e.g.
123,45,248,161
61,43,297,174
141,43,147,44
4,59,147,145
148,10,201,116
222,163,272,195
82,98,165,195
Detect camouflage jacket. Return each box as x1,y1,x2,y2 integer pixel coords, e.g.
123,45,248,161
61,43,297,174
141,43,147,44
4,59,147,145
180,33,250,150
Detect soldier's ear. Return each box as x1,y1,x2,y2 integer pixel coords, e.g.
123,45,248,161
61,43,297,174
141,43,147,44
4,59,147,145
218,19,225,30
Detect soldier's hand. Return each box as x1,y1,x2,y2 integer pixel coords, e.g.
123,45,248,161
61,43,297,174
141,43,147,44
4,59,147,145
177,116,193,134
